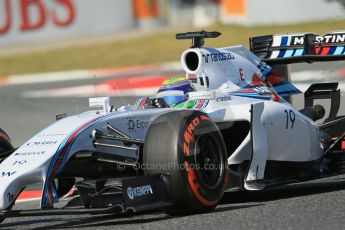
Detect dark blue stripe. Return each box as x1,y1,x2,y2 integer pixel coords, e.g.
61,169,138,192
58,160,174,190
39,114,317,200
281,36,289,46
41,113,116,208
291,49,296,56
278,49,287,58
329,46,337,55
278,36,289,58
274,83,301,95
231,94,271,100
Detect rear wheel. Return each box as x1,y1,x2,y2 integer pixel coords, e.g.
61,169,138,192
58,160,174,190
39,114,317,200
143,111,228,214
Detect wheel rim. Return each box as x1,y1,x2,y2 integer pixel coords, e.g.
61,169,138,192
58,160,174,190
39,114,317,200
193,133,224,190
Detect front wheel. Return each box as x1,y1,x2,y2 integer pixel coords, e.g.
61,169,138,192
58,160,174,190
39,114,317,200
143,111,228,214
0,129,13,223
0,128,13,163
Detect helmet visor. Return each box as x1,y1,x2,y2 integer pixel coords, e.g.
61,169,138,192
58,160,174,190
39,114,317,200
156,90,186,106
161,95,186,105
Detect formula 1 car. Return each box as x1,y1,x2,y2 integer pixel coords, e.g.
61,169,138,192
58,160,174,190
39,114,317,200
0,30,344,222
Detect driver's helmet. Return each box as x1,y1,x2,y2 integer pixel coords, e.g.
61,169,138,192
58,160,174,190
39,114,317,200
156,76,195,106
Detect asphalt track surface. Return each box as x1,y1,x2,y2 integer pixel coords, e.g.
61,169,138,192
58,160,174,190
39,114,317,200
0,61,345,229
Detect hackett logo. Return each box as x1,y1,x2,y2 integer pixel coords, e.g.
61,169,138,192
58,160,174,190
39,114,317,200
0,0,75,34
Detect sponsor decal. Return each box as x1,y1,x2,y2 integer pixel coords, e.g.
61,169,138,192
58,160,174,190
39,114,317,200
36,133,66,137
0,0,75,35
183,115,209,156
127,117,136,133
127,117,150,133
15,151,45,156
26,141,58,146
292,36,304,45
216,94,232,102
203,52,235,64
316,34,345,43
137,120,150,129
182,114,228,206
291,33,345,45
126,185,153,200
180,100,208,109
1,171,16,177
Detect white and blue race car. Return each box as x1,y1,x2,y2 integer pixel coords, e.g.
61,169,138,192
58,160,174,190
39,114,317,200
0,30,344,221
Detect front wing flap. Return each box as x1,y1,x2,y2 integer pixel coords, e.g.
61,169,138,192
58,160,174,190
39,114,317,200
0,174,172,220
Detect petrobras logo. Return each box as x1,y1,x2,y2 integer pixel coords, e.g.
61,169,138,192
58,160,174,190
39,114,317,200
126,185,153,200
291,33,345,45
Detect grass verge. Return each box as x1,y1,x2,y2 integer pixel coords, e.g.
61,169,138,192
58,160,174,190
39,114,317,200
0,20,344,76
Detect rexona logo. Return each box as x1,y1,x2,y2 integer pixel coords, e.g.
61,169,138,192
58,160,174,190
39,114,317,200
26,141,59,146
126,185,153,200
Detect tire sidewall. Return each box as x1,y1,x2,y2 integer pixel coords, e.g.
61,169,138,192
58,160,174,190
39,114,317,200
144,110,228,212
176,111,228,208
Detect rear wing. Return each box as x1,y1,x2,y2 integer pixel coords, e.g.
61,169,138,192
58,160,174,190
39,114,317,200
250,31,345,64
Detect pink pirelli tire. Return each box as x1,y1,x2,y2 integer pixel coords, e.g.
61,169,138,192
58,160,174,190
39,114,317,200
143,110,229,215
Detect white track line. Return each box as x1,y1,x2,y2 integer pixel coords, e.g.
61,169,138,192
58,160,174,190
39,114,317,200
21,70,345,98
22,84,159,98
2,62,182,86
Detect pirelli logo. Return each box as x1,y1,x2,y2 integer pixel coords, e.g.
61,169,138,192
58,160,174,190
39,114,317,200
291,33,345,45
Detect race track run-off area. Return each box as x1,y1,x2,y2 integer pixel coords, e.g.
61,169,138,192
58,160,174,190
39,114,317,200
0,61,345,229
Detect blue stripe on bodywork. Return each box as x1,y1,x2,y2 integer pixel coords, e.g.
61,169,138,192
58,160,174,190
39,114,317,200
200,100,209,109
328,46,336,55
41,113,116,208
284,49,294,57
41,136,72,207
231,94,272,100
291,49,296,57
294,48,304,56
278,49,287,58
273,83,301,96
277,36,289,57
333,46,344,55
280,36,289,46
